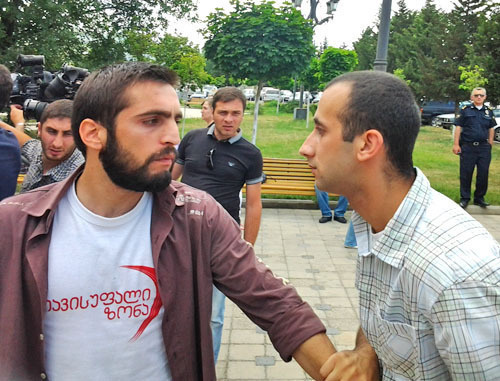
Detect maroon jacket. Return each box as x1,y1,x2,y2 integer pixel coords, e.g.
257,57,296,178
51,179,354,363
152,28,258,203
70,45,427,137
0,167,325,380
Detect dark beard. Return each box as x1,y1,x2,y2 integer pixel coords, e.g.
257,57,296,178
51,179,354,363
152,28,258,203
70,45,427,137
99,131,175,192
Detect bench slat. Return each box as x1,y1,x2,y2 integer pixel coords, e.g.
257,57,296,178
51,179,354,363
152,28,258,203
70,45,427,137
242,157,337,197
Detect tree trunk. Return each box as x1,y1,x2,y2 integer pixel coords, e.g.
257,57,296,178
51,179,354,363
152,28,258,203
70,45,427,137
252,80,264,145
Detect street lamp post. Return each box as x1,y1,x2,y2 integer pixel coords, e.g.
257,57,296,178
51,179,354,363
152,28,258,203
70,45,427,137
293,0,340,120
373,0,392,72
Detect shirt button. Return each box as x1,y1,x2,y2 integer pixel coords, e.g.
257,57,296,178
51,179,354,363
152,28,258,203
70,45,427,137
40,333,44,341
40,373,47,379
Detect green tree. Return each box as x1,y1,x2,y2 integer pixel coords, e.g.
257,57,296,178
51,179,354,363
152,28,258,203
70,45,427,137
172,53,209,90
0,0,197,70
468,4,500,104
300,56,322,91
459,65,488,92
353,27,377,70
203,0,314,144
318,47,358,83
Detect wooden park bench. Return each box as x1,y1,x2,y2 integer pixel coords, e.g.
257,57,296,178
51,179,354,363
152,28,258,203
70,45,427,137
185,97,206,108
243,157,336,197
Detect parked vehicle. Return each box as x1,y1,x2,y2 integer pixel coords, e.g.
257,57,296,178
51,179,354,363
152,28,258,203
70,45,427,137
420,100,455,125
261,88,280,102
279,90,293,102
203,85,217,97
294,91,312,103
312,91,323,104
243,88,255,101
493,109,500,143
188,91,206,101
433,101,473,129
435,113,455,130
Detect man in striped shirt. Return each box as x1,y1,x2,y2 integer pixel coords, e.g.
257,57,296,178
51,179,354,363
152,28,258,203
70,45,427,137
301,70,499,380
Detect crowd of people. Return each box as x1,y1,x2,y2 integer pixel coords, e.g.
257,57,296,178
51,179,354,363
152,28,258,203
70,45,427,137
0,60,498,380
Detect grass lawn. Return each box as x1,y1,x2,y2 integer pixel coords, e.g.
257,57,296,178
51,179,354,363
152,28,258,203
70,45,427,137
182,104,499,205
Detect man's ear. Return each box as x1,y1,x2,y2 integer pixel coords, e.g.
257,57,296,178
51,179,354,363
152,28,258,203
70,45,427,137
79,119,106,152
356,129,384,162
37,122,41,137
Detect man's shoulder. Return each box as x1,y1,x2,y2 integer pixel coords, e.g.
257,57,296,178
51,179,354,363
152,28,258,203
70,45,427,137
21,138,41,155
184,127,208,140
233,137,263,160
405,189,498,284
0,184,56,215
166,180,217,206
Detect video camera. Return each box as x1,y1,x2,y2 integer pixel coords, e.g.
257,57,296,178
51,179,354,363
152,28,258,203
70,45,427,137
9,54,89,121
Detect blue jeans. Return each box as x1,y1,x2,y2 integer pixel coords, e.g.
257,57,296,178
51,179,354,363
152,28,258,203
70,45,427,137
315,185,332,217
315,186,349,218
334,196,348,217
344,220,358,247
211,285,225,363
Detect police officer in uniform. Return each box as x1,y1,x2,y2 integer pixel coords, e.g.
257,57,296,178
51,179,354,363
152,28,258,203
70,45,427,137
453,87,496,208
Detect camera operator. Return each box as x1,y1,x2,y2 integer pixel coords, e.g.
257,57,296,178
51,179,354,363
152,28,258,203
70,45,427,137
1,99,84,192
0,64,21,200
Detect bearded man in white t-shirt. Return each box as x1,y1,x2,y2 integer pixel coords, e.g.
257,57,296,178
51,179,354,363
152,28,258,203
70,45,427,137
0,62,337,380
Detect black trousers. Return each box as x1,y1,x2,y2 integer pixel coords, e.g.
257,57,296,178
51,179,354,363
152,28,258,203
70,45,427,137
459,143,492,201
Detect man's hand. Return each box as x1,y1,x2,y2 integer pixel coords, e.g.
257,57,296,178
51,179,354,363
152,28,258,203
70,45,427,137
320,327,379,381
452,144,461,155
9,105,25,130
320,343,380,381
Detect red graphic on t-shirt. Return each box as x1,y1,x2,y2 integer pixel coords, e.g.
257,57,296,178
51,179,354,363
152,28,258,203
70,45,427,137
121,265,163,342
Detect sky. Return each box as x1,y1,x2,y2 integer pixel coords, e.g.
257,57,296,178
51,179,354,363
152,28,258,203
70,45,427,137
167,0,456,50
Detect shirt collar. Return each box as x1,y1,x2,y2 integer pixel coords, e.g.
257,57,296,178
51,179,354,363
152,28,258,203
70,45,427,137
354,167,431,268
206,124,242,144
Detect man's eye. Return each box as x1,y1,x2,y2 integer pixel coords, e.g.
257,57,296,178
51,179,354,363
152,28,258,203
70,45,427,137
144,118,160,126
315,125,325,135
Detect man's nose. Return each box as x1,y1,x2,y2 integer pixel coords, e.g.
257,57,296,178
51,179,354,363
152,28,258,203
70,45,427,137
299,133,314,158
52,133,64,147
161,119,180,146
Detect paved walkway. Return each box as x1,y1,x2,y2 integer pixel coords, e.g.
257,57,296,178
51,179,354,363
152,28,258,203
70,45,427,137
215,208,500,380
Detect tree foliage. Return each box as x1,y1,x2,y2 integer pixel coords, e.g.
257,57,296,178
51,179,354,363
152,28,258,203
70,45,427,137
203,0,315,143
318,47,358,84
352,0,499,104
203,0,314,85
0,0,197,71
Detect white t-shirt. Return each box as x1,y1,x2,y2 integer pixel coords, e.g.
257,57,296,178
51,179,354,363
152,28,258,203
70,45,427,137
44,182,171,380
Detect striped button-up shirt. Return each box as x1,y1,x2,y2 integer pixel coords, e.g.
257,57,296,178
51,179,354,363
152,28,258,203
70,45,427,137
354,168,500,380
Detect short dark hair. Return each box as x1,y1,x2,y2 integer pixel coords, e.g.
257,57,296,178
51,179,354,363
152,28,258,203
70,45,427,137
72,62,179,156
326,71,420,179
202,97,213,108
212,87,246,111
40,99,73,125
0,64,13,109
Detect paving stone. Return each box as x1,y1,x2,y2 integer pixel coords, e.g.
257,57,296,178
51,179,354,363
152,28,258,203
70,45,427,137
314,303,333,311
310,284,324,290
266,359,308,379
326,327,340,335
227,361,266,379
228,344,265,361
305,268,320,273
255,356,276,366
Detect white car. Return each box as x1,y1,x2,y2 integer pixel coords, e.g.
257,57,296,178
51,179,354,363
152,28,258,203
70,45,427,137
261,88,280,102
279,90,293,102
493,109,500,143
434,113,455,129
243,88,255,101
294,91,312,103
312,91,323,104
